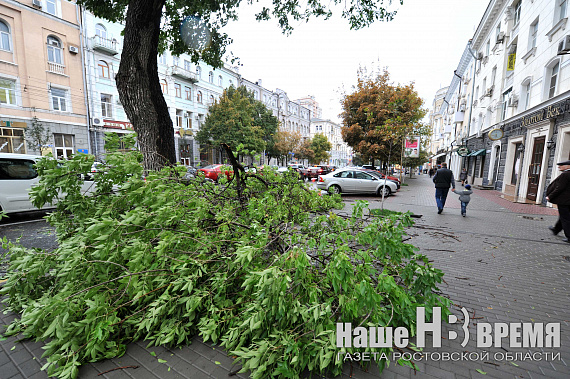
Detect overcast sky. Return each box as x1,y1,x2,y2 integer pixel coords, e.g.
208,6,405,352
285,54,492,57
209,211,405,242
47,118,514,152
222,0,490,123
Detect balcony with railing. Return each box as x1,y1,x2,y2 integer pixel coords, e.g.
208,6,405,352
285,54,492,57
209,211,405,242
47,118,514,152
47,61,65,75
92,35,118,55
169,65,198,83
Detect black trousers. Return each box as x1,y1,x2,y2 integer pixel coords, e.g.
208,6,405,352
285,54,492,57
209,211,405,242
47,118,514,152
553,204,570,239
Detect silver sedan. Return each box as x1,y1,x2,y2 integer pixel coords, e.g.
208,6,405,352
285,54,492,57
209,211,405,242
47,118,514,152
316,168,398,196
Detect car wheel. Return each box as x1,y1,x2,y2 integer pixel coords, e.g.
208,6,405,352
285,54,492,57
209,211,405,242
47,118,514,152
329,185,342,195
377,186,391,197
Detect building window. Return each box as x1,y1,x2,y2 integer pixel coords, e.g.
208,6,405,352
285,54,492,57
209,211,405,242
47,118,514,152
196,66,201,79
501,88,512,121
47,36,63,64
548,61,560,98
197,90,202,103
185,86,191,100
0,78,16,105
495,24,501,41
229,80,233,87
522,80,531,110
0,20,11,52
51,87,67,112
208,71,213,83
98,60,110,78
160,79,168,94
46,0,57,16
176,109,183,128
485,40,490,56
491,66,497,85
209,95,214,104
0,127,25,154
101,93,112,118
175,83,181,98
558,0,568,22
54,133,74,159
218,75,222,86
173,56,179,67
184,60,191,71
528,19,539,50
95,24,107,39
513,0,522,26
158,54,167,65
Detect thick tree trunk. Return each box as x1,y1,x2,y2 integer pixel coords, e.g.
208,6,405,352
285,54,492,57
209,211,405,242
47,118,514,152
116,0,175,171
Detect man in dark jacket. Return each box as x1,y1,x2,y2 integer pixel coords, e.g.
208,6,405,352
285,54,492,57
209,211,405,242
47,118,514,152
433,162,455,214
546,160,570,243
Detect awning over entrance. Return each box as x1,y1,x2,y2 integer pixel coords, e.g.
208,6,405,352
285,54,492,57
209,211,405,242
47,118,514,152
467,149,486,156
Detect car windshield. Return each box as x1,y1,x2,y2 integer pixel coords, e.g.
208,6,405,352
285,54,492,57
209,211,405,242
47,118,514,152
202,165,217,169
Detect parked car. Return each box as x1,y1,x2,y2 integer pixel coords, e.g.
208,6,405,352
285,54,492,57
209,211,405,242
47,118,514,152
316,168,398,197
278,166,307,180
0,153,96,215
361,169,401,189
306,166,324,179
198,164,232,182
317,165,336,175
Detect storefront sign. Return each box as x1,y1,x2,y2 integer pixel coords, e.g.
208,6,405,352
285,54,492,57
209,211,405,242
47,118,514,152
456,146,470,156
104,119,134,131
0,121,27,128
508,100,568,129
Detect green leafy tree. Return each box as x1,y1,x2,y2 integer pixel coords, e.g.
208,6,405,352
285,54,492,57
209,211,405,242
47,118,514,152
76,0,404,170
1,149,450,379
196,86,277,157
273,130,302,164
341,68,428,169
25,116,51,155
294,137,314,163
309,133,332,165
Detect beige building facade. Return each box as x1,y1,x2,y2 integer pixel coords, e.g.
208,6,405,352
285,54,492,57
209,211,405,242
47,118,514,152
0,0,88,158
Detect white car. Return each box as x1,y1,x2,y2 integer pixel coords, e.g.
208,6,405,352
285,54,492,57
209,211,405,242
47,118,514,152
316,168,398,197
0,153,95,215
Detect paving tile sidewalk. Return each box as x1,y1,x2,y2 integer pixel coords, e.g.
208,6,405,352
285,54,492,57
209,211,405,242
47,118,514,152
1,176,569,379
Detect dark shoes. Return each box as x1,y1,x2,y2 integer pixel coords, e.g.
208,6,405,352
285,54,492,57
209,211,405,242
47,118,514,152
438,208,443,214
462,213,466,217
549,226,559,235
563,238,570,243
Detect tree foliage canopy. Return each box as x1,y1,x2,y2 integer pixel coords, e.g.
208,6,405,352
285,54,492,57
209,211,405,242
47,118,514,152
196,86,278,156
1,147,449,379
341,68,429,164
309,133,332,165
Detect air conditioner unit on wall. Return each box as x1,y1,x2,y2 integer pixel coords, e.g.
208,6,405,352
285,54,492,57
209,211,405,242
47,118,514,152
92,117,104,127
558,35,570,53
32,0,42,8
496,31,505,44
68,45,79,54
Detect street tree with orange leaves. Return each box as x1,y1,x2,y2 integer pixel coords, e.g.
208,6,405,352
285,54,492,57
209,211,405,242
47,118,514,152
341,68,430,170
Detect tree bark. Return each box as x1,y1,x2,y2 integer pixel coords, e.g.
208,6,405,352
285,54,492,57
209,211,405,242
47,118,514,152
116,0,176,171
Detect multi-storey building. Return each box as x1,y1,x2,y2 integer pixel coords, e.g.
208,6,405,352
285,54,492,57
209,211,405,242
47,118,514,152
430,0,570,206
428,87,449,167
296,95,322,120
311,118,352,166
0,0,89,157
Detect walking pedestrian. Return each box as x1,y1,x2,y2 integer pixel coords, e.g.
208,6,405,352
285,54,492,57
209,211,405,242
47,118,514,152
455,184,473,217
546,160,570,243
433,162,455,214
429,168,434,178
459,168,468,186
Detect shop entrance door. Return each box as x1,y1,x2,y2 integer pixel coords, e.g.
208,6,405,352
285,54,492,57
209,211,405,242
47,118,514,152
526,136,545,201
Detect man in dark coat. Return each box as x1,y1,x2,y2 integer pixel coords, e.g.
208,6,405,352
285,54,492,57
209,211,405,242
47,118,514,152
546,160,570,243
433,162,455,214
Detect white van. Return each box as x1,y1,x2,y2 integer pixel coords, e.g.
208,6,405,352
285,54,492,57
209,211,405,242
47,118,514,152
0,153,96,215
